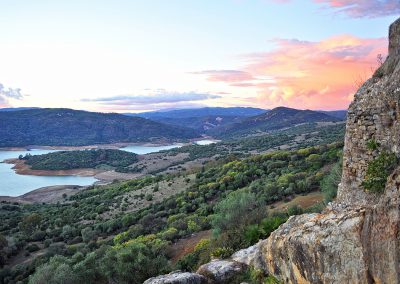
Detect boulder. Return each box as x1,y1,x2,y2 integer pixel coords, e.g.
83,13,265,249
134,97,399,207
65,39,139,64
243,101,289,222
197,259,247,283
143,271,208,284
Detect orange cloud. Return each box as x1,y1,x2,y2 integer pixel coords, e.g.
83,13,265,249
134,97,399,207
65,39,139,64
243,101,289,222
197,35,387,110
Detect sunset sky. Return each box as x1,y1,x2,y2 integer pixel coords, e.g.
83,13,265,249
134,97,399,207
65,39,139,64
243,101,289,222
0,0,398,112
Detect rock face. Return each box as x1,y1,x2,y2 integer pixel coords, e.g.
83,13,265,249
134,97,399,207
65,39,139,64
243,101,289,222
255,17,400,284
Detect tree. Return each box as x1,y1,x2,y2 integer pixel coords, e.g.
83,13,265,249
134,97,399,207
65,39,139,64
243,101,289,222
81,227,96,243
19,213,42,236
29,256,78,284
100,235,171,284
211,189,264,249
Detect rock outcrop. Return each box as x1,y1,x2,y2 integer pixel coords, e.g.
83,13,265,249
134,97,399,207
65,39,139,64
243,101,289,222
143,271,208,284
145,17,400,284
197,260,247,283
255,17,400,284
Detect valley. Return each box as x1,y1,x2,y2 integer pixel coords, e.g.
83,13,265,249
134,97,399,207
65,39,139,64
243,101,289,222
0,106,346,283
1,3,397,283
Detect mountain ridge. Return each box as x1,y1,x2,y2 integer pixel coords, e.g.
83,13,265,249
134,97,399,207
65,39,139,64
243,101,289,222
0,108,199,147
211,106,342,138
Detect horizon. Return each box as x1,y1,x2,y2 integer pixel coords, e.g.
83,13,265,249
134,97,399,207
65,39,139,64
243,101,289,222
0,105,349,114
0,1,398,112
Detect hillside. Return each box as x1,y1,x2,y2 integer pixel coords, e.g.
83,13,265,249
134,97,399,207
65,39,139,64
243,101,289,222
126,107,268,132
0,141,343,283
318,110,347,120
211,106,341,139
0,108,199,147
145,115,245,132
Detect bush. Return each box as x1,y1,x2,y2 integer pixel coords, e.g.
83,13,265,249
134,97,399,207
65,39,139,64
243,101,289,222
210,247,234,259
26,244,40,253
362,151,398,193
31,231,46,242
320,160,342,203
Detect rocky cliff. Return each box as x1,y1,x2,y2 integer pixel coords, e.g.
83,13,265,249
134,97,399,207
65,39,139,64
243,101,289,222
253,17,400,284
145,17,400,284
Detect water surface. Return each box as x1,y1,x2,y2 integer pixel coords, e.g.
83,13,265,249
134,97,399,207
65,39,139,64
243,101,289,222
0,144,184,197
0,149,98,197
121,144,181,154
194,139,219,145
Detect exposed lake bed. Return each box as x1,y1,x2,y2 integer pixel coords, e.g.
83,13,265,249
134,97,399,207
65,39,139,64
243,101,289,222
0,140,216,199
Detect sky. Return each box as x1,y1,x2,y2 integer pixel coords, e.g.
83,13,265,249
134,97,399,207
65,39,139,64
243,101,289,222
0,0,398,112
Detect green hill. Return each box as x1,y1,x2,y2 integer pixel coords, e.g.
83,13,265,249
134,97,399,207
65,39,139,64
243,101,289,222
0,108,199,147
211,107,341,139
22,149,138,170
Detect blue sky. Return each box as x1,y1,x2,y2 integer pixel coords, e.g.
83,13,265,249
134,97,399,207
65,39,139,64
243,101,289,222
0,0,398,111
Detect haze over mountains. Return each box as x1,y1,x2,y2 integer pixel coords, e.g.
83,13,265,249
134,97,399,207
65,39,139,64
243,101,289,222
0,106,346,147
129,107,346,133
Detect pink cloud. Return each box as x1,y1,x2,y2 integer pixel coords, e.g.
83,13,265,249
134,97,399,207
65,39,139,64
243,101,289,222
190,70,254,83
195,35,387,110
315,0,400,18
269,0,399,17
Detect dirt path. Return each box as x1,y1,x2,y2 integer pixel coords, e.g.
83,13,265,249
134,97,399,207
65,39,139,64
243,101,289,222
168,230,212,264
269,191,324,213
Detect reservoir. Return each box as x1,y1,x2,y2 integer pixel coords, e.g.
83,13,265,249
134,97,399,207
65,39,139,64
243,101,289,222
0,144,183,197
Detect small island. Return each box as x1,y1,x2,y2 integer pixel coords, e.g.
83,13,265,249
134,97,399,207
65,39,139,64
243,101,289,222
20,149,138,172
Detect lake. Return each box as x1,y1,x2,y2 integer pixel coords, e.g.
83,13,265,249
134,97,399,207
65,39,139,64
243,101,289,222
194,139,219,145
0,144,183,197
121,144,181,154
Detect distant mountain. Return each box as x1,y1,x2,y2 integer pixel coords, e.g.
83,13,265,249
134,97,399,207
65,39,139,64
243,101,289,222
318,110,347,120
125,107,268,132
0,108,199,147
128,107,268,119
146,115,248,132
0,107,39,112
211,107,341,139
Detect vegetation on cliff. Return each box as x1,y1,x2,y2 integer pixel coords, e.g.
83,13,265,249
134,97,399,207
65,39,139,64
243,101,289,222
362,151,398,193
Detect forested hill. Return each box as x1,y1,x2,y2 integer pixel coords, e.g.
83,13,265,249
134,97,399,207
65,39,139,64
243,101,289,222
211,107,342,139
22,149,138,171
0,108,199,147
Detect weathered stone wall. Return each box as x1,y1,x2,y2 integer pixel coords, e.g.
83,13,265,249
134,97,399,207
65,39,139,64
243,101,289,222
338,17,400,206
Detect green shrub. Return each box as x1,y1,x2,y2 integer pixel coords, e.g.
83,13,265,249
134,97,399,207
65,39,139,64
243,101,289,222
210,247,234,259
366,139,380,151
26,244,40,253
362,151,398,193
320,160,342,203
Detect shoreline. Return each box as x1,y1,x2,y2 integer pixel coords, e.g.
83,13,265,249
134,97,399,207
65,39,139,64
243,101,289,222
0,137,219,152
0,141,187,152
0,138,219,203
0,184,90,204
4,158,106,177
